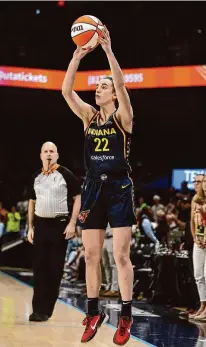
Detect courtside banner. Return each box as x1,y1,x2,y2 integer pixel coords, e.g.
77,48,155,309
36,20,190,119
0,65,206,91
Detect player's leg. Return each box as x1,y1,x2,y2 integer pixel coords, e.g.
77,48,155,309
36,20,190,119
78,180,109,342
82,228,105,300
78,179,106,301
108,177,136,345
113,226,133,304
80,228,109,342
112,227,133,345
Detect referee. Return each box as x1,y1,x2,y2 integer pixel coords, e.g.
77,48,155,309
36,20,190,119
27,141,81,322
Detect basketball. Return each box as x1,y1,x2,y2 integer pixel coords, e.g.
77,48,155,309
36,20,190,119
71,15,104,49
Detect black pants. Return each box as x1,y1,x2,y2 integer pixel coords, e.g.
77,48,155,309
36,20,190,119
32,215,68,317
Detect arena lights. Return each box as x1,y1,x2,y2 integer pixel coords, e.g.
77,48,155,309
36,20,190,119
57,1,65,7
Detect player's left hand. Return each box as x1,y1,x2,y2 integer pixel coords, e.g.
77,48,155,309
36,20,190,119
63,221,76,239
97,26,112,53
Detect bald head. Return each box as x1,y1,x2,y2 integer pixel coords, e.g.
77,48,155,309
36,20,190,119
41,141,57,153
40,141,59,169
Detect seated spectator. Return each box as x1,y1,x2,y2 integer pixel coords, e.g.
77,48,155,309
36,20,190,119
4,206,21,243
152,195,164,221
138,203,160,251
65,234,81,268
63,233,85,282
178,197,191,223
138,196,145,208
17,198,28,237
0,201,8,233
155,209,170,246
0,219,4,238
176,180,191,200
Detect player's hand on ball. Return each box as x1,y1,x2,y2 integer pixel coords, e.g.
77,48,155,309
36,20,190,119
98,26,112,53
64,221,76,239
73,46,93,60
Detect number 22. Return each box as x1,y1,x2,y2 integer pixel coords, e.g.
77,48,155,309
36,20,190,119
94,138,109,152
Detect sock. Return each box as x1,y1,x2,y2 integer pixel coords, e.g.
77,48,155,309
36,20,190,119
121,300,132,318
87,297,99,316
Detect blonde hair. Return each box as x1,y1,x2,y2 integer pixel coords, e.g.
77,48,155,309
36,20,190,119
193,176,206,205
193,193,205,205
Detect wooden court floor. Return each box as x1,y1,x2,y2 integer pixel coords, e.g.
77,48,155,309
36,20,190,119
0,271,151,347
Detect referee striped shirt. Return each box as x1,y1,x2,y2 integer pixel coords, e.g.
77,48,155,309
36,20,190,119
29,166,80,218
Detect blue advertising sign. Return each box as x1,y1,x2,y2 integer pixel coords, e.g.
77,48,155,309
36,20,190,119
172,169,206,190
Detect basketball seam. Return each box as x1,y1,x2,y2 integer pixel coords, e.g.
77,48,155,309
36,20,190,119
89,30,97,43
72,29,96,39
83,30,99,49
74,16,98,27
87,15,98,26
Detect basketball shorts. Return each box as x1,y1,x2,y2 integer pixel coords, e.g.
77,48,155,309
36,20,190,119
77,172,136,230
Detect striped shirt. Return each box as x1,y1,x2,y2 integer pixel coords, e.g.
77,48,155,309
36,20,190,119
29,166,80,218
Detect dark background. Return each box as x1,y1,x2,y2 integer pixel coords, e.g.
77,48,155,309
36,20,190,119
1,1,206,206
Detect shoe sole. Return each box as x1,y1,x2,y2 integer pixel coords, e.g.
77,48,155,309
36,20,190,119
81,314,109,343
29,319,49,322
29,318,49,322
113,318,133,346
113,335,130,346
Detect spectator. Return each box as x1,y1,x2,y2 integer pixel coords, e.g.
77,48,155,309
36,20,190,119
188,174,206,320
139,203,160,251
178,197,191,223
180,180,190,195
155,209,170,246
152,195,164,220
5,206,21,242
176,180,191,200
138,196,145,208
0,201,8,227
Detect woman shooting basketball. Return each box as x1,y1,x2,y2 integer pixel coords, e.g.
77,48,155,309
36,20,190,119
62,26,135,346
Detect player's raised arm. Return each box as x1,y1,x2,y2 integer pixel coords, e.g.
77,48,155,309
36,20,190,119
98,26,133,132
62,47,96,124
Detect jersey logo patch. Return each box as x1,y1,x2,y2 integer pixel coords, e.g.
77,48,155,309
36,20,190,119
78,210,90,223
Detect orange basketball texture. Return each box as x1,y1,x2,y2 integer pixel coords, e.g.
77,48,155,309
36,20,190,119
71,15,104,48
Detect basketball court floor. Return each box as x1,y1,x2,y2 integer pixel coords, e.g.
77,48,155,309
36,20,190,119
0,271,154,347
0,270,203,347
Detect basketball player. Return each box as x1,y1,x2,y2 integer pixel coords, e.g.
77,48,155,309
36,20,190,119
62,26,135,345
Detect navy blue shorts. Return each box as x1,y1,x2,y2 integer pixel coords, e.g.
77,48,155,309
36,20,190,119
77,173,136,230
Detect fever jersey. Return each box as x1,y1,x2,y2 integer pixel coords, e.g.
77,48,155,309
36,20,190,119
84,111,132,175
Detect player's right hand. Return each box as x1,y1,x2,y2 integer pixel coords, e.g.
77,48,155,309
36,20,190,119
73,46,93,60
27,228,34,244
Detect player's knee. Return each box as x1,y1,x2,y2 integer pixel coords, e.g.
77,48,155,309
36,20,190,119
114,252,129,267
84,249,101,265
